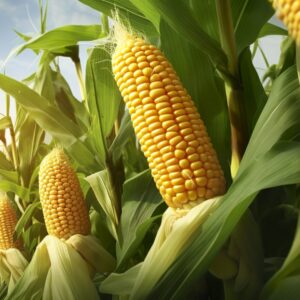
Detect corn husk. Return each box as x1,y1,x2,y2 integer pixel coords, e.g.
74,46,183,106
101,196,222,298
6,235,116,300
0,248,28,294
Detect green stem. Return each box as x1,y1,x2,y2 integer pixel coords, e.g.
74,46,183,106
216,0,249,176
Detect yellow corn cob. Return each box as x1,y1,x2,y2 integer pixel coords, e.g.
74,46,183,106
272,0,300,44
39,148,91,240
112,32,226,209
0,194,19,250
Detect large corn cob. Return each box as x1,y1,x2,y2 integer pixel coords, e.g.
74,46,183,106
272,0,300,44
39,148,91,240
0,194,19,250
112,33,226,208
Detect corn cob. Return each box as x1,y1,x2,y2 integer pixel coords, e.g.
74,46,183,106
272,0,300,44
112,32,226,209
0,194,19,250
39,148,91,240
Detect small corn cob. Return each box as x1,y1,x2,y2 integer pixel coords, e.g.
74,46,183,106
272,0,300,44
39,148,91,240
112,32,226,209
0,194,19,250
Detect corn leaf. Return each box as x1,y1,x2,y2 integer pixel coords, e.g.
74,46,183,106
231,0,274,53
18,116,45,187
79,0,158,36
100,263,142,295
116,169,163,271
0,181,30,201
259,23,288,38
85,46,121,164
85,170,119,241
239,47,267,133
15,202,41,238
261,211,300,299
160,20,231,182
189,0,220,42
0,152,13,170
148,0,227,69
148,66,300,298
0,73,98,172
16,25,104,55
109,110,134,163
0,169,18,182
0,116,12,130
128,0,160,32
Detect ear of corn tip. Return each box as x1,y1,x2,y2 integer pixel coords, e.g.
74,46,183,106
0,194,20,250
39,148,91,240
112,32,226,208
272,0,300,44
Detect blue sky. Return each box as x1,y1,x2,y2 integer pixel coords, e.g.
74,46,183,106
0,1,283,118
0,0,100,117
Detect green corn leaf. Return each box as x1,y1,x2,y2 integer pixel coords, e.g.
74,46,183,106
15,202,41,238
85,170,119,241
100,263,142,296
231,0,274,53
148,0,227,69
0,116,12,130
85,46,122,164
109,110,134,163
0,181,30,201
128,0,160,31
239,47,267,133
189,0,220,42
116,169,163,271
0,152,13,171
0,169,18,182
261,210,300,299
79,0,158,37
0,73,98,172
16,25,104,55
18,116,45,187
259,22,288,38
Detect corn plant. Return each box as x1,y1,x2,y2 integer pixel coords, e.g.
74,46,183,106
1,0,300,299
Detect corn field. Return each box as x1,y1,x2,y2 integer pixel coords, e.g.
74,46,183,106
1,0,300,299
